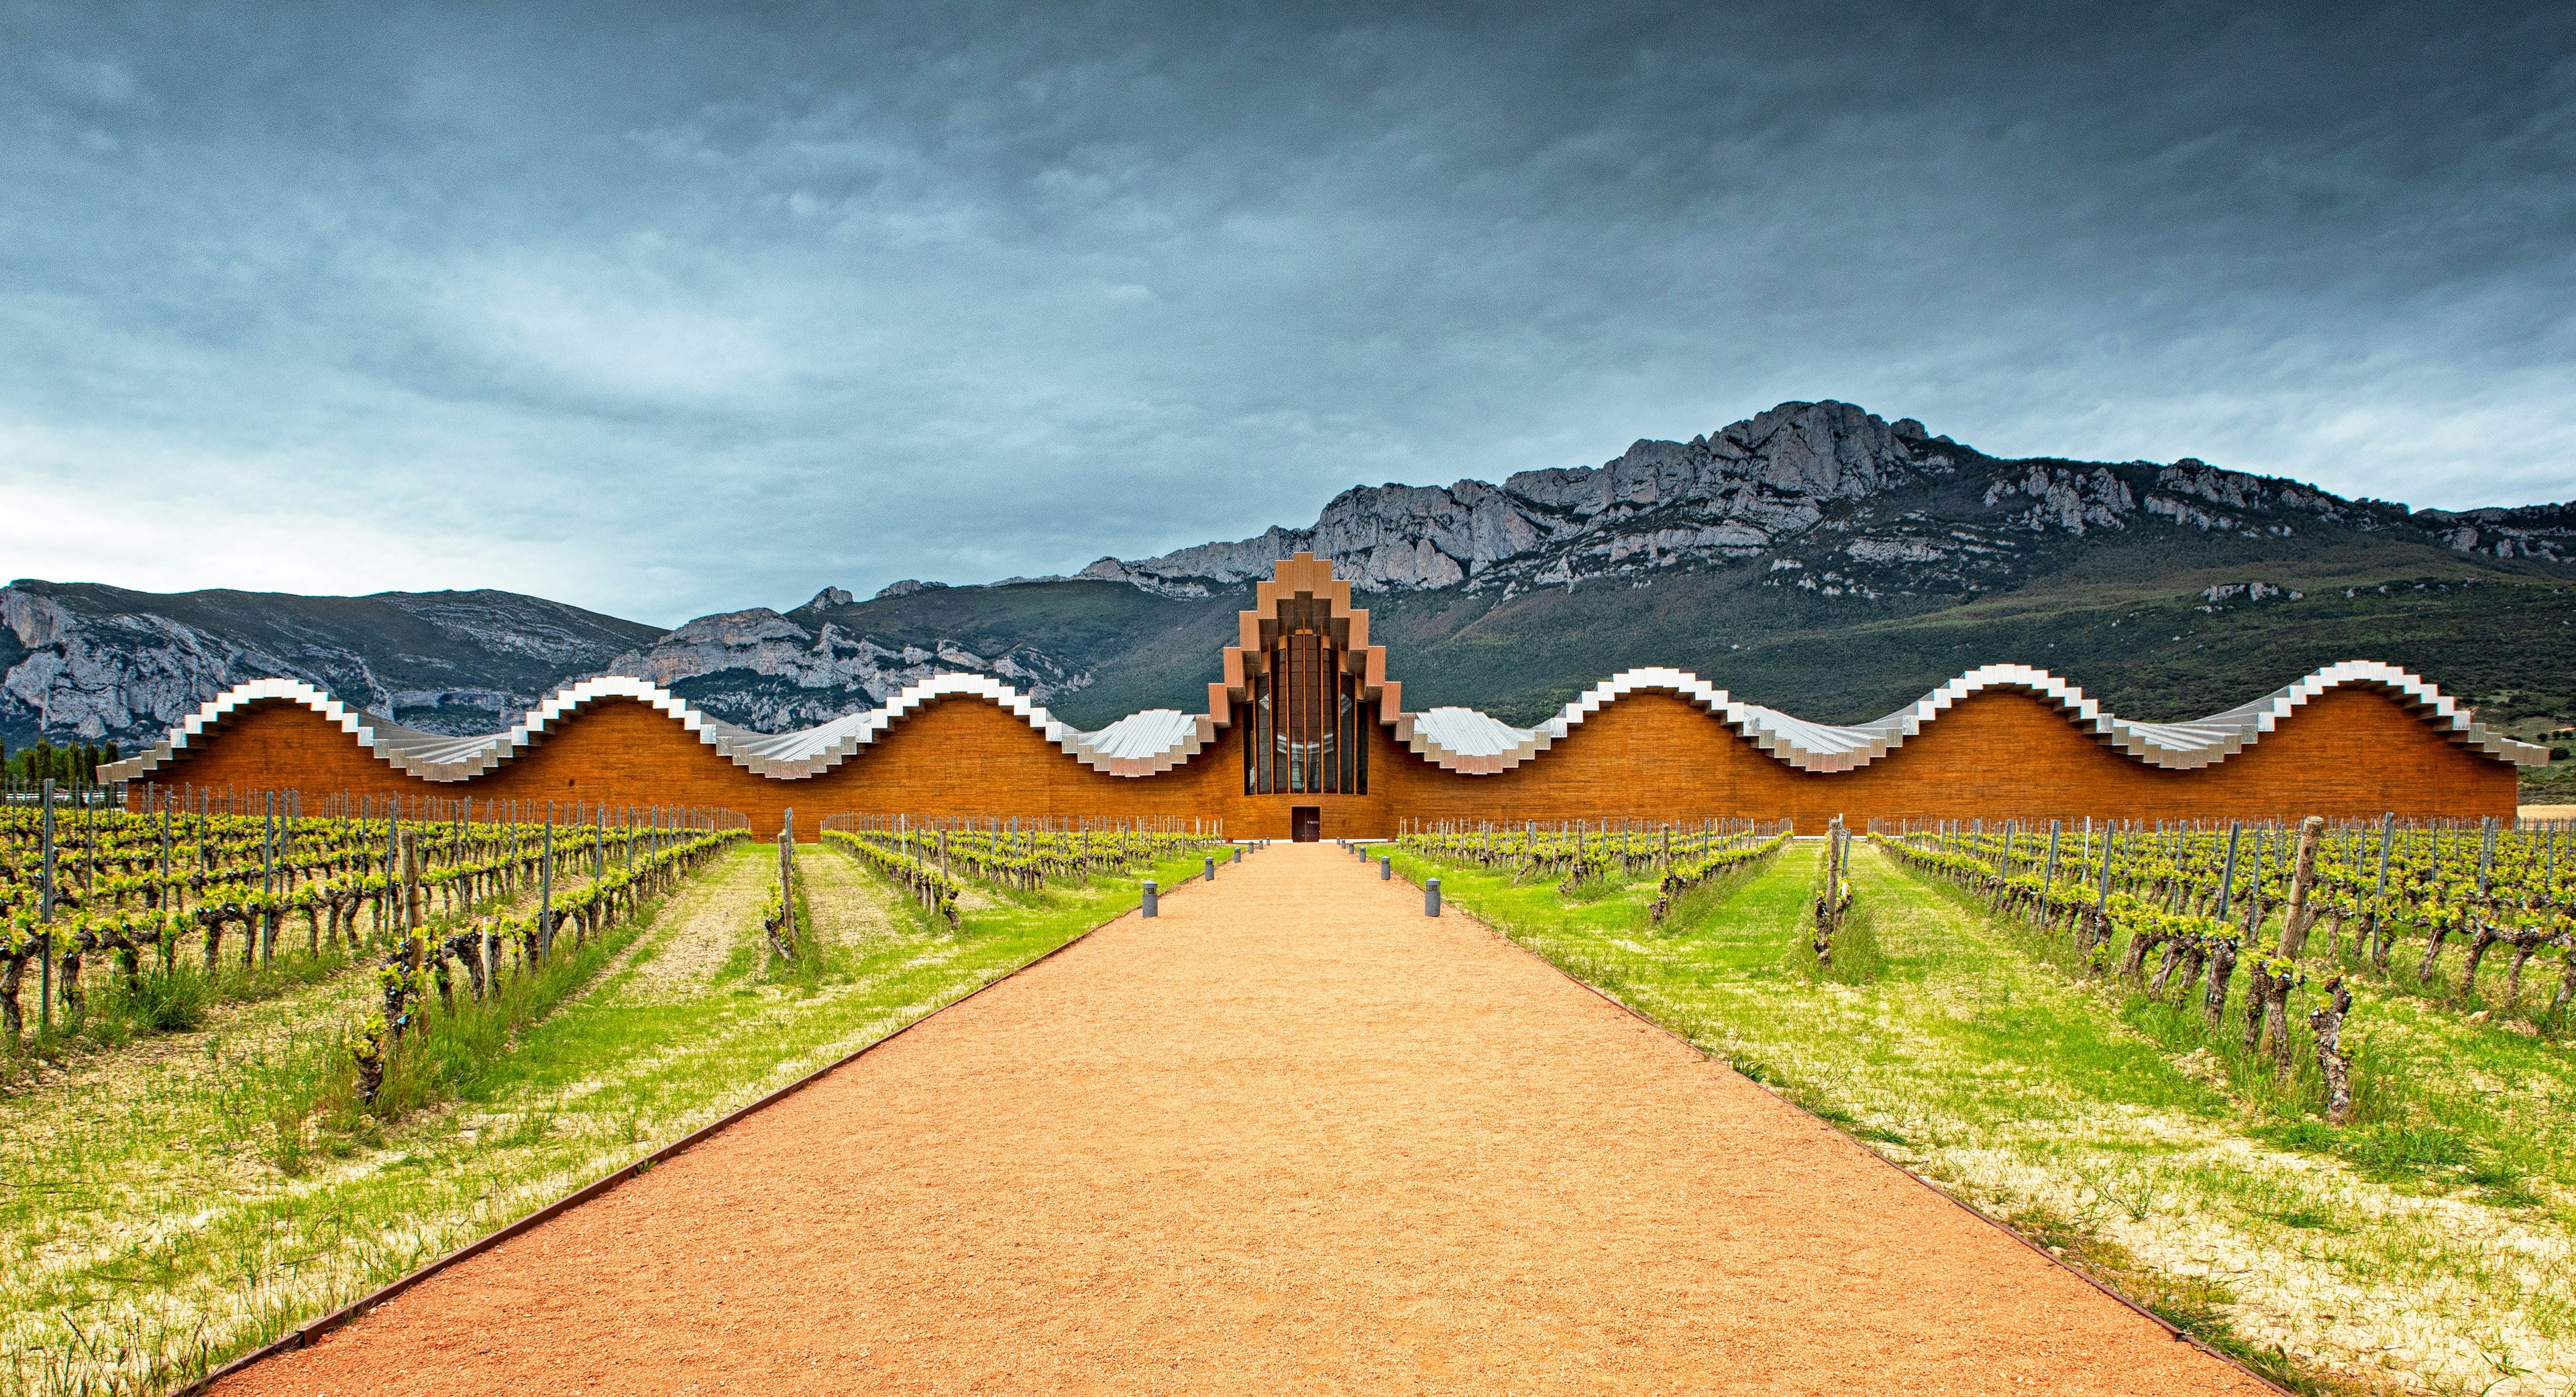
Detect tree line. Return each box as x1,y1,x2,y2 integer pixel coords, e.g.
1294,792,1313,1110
1,739,121,789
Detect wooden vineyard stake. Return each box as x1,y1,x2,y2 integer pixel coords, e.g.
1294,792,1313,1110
2087,822,2114,958
766,808,798,960
261,791,276,966
404,829,424,943
2040,819,2059,910
2259,816,2326,1065
38,779,54,1031
539,803,555,960
1812,816,1851,966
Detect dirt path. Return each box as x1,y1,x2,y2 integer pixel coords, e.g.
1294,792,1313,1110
218,844,2260,1396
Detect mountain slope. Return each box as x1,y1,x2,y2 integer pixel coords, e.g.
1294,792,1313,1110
598,581,1240,733
0,582,663,748
12,400,2575,790
1025,400,2576,730
604,400,2576,748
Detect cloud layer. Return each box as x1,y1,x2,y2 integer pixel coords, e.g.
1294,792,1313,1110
5,1,2572,623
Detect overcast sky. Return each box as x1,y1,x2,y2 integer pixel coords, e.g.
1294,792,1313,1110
4,1,2573,625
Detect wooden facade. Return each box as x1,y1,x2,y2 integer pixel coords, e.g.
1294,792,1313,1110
109,556,2528,838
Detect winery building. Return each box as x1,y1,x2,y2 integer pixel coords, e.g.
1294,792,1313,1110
104,555,2537,839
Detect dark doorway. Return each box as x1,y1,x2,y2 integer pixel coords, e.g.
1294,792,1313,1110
1291,806,1321,842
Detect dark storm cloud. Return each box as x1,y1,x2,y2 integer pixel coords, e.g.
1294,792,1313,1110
4,1,2573,622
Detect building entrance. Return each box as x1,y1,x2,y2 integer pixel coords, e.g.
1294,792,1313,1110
1291,807,1321,842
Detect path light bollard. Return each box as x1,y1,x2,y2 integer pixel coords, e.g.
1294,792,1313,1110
1205,854,1216,882
1426,878,1441,917
1233,846,1242,864
1142,879,1159,918
1381,855,1391,880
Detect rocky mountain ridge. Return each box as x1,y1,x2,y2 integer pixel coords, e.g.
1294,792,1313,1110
9,399,2572,755
602,601,1088,733
0,583,659,748
2413,502,2576,561
1068,400,2512,601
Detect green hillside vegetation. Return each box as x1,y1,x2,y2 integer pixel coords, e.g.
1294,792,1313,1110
799,537,2576,800
1375,542,2576,725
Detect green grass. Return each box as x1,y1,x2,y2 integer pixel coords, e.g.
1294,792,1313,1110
1391,838,2576,1397
0,840,1199,1397
3,940,362,1079
1,872,632,1086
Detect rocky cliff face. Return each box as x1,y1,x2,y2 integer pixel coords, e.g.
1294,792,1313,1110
1074,400,2427,599
602,594,1087,732
0,583,661,748
2414,503,2576,561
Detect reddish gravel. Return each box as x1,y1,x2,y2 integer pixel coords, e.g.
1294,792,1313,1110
221,844,2263,1396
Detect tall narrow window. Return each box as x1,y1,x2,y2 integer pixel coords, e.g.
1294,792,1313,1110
1273,640,1287,793
1302,634,1316,793
1338,672,1354,794
1246,610,1368,795
1320,639,1338,793
1293,638,1307,795
1354,677,1368,794
1286,632,1316,792
1255,671,1273,794
1352,663,1370,795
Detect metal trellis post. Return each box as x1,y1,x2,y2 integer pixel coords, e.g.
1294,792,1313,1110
39,779,55,1030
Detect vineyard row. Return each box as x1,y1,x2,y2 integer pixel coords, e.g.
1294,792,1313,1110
1,777,749,1044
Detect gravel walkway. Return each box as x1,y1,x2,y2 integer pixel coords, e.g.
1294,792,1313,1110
217,844,2260,1395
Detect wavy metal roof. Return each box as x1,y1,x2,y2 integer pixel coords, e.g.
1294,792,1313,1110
97,659,2540,787
99,673,1214,784
1390,661,2546,774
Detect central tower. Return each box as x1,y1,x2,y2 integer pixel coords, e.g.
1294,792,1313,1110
1244,593,1368,797
1210,554,1400,830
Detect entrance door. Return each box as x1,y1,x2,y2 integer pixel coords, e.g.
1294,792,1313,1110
1291,806,1321,842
